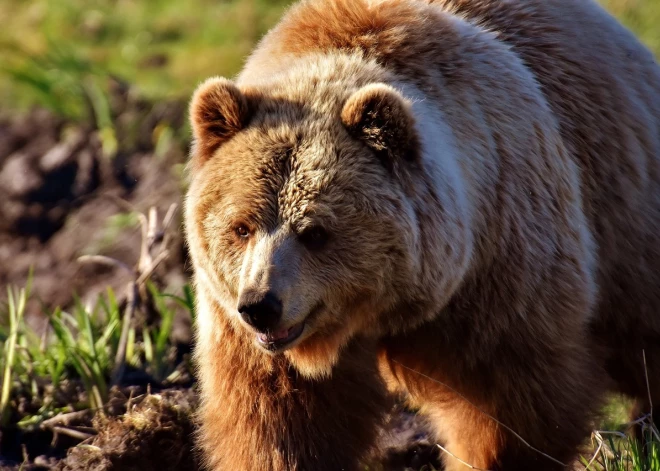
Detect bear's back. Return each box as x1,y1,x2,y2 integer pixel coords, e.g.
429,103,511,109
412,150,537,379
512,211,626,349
444,0,660,333
441,0,660,218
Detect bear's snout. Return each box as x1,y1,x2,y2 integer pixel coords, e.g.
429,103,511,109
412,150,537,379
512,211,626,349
237,290,283,333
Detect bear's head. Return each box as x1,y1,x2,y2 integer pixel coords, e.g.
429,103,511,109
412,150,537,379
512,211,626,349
186,68,429,378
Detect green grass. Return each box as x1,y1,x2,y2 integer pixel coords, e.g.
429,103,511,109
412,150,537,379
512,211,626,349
583,393,660,470
580,426,660,471
599,0,660,56
0,276,32,426
0,0,291,116
0,278,194,430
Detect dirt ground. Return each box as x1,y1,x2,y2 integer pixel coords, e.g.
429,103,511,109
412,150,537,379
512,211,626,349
0,102,440,470
0,100,189,329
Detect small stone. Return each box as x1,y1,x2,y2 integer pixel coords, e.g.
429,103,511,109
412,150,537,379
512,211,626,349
40,142,75,172
73,148,99,196
0,152,42,197
40,127,87,172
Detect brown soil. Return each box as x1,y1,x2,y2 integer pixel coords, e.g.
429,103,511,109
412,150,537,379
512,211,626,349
0,98,189,333
55,390,199,471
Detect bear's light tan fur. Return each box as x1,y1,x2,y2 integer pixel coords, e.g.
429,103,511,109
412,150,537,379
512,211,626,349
185,0,660,469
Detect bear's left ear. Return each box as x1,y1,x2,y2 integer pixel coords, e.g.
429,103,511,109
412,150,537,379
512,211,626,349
340,84,420,169
189,77,251,167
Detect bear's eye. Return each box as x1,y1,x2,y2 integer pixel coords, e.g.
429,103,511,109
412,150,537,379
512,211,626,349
298,226,329,251
235,224,250,239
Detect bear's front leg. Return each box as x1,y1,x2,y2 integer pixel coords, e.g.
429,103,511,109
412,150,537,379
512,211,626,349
380,327,603,471
195,301,389,471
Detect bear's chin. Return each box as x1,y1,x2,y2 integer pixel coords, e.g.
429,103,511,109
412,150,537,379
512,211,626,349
284,328,354,380
283,305,383,380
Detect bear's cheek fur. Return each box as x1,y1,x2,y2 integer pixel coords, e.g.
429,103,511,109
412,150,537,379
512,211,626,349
185,176,253,323
283,230,411,379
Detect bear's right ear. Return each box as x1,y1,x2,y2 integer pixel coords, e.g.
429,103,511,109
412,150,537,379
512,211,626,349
341,83,420,170
189,77,251,166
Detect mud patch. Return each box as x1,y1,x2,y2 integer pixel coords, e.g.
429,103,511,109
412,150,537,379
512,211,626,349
56,390,198,471
0,102,189,329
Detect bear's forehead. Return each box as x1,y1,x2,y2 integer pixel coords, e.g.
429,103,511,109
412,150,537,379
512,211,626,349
223,138,339,229
210,114,372,230
277,166,333,224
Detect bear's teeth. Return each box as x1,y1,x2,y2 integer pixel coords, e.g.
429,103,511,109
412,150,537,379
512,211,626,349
256,323,305,346
256,329,289,343
270,327,292,340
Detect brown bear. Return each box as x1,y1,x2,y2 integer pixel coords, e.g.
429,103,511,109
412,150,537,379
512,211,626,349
184,0,660,469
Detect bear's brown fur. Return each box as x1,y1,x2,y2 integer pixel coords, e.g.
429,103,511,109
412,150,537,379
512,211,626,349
185,0,660,469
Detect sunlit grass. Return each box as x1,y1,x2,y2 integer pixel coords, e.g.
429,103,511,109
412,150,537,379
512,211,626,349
0,279,194,431
599,0,660,56
0,275,32,426
581,426,660,470
0,0,291,112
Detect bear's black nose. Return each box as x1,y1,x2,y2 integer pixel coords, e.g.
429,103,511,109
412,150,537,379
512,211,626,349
238,291,283,333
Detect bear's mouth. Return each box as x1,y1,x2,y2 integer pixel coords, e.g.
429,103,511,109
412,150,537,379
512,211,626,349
256,322,305,351
253,303,324,352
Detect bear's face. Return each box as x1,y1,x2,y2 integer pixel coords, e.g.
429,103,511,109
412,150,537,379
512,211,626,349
187,77,421,378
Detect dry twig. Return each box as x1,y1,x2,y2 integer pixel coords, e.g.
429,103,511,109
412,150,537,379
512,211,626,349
41,409,93,430
436,444,492,470
77,203,178,386
52,425,95,441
